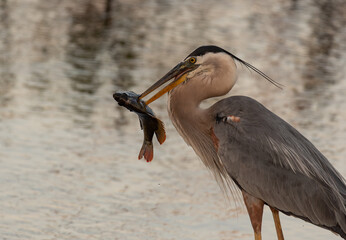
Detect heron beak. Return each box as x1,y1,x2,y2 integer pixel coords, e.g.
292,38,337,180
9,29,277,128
139,61,198,105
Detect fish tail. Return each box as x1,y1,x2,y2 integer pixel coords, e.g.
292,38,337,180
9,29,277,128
138,141,154,162
155,119,166,144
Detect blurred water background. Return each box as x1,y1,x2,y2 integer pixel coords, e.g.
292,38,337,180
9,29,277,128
0,0,345,239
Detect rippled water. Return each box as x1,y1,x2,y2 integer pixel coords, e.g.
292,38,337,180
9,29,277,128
0,0,345,239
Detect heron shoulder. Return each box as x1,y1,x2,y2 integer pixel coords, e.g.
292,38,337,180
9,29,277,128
210,95,278,125
211,95,267,112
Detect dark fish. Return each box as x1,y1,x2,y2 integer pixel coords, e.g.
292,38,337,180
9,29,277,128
113,91,166,162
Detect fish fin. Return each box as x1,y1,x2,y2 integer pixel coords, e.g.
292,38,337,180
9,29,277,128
154,119,166,144
138,142,154,162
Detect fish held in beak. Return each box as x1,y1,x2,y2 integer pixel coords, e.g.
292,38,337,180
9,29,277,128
113,91,166,162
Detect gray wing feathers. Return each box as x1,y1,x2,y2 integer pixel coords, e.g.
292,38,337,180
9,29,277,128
212,96,346,234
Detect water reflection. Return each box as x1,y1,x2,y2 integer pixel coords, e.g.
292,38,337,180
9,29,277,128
0,0,14,107
104,0,113,27
303,0,338,90
293,0,344,113
109,1,142,90
65,1,109,126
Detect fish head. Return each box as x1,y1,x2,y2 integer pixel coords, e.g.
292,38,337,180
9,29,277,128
113,90,157,118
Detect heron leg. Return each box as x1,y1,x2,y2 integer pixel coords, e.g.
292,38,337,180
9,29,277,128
270,206,284,240
242,191,264,240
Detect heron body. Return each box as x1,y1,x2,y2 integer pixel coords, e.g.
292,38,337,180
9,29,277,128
140,46,346,239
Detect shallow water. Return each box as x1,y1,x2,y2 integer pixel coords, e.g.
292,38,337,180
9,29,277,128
0,0,345,239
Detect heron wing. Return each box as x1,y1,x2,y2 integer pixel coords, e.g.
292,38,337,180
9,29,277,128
212,96,346,231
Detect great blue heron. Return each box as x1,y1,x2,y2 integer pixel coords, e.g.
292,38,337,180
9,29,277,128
139,45,346,240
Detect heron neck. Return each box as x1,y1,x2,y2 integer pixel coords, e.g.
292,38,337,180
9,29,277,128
167,84,212,144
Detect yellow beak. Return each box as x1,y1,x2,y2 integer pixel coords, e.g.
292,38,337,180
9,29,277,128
144,73,188,105
139,61,198,105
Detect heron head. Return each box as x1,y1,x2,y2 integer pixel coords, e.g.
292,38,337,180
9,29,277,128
140,45,281,105
139,55,201,105
140,45,237,104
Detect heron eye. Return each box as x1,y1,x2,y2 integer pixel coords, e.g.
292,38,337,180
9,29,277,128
189,57,196,64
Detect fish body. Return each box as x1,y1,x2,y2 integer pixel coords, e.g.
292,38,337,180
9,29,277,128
113,91,166,162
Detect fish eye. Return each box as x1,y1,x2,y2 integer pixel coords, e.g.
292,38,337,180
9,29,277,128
189,57,196,64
